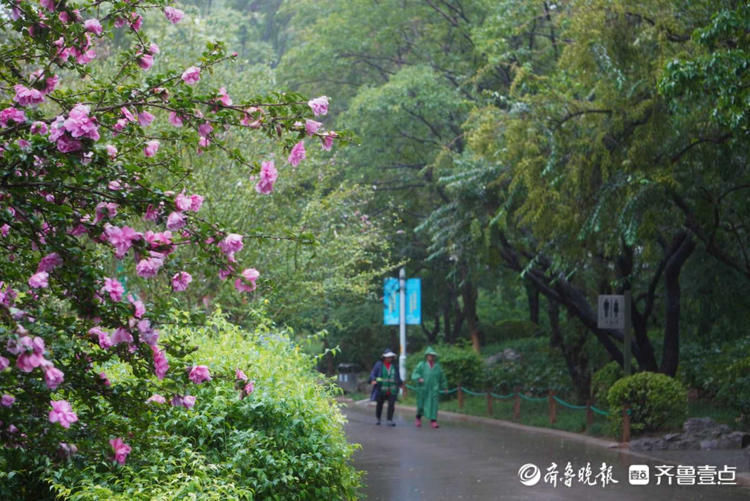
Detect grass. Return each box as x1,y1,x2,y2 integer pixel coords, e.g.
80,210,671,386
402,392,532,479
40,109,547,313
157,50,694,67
394,392,746,439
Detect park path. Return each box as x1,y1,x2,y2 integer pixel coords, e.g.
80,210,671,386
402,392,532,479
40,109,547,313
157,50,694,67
343,402,749,500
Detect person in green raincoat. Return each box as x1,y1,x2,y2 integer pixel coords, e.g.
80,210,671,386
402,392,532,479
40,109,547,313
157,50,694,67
412,346,448,428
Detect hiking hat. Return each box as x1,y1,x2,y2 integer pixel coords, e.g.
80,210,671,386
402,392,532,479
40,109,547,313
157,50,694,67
382,348,397,358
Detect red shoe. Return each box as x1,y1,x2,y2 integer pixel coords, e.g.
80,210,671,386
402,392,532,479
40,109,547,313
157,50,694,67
430,420,439,429
415,417,422,427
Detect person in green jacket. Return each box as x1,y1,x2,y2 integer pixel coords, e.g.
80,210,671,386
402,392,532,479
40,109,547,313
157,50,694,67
412,346,447,429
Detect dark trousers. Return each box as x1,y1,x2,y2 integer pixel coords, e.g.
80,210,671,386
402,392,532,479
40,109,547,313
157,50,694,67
376,391,397,421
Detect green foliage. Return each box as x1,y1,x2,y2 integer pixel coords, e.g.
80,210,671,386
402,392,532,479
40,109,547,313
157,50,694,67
715,356,750,422
44,312,360,500
407,343,482,390
482,337,571,396
591,361,623,406
607,372,687,435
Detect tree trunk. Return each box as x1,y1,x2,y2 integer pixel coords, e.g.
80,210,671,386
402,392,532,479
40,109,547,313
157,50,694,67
661,232,695,376
526,280,540,325
548,299,590,403
463,279,481,353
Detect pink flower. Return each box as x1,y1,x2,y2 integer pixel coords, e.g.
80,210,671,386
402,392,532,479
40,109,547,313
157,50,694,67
110,437,132,465
218,267,233,280
1,394,15,407
181,66,201,85
144,139,159,157
0,224,10,237
137,319,159,346
217,87,232,106
56,136,82,153
287,141,306,167
218,233,243,256
305,119,322,135
198,122,213,137
95,202,119,223
189,194,204,212
106,144,118,158
146,394,166,404
236,369,248,381
138,111,155,127
104,225,142,259
89,327,113,349
44,365,65,390
188,365,211,384
102,277,124,302
49,400,78,429
168,112,183,127
308,96,329,116
138,53,153,70
31,121,48,134
243,381,255,398
128,295,145,318
29,271,49,289
235,268,259,293
99,372,111,386
111,327,134,345
136,256,164,278
13,85,45,107
322,131,337,151
164,7,185,24
64,103,99,140
182,395,196,408
0,356,9,371
121,107,136,123
129,12,143,32
37,253,62,273
40,0,55,11
255,160,278,194
166,211,186,230
143,204,159,221
84,19,102,36
171,271,192,292
152,346,168,379
175,192,192,211
0,107,27,127
144,231,174,252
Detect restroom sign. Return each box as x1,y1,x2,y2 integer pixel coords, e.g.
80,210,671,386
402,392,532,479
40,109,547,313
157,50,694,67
598,295,625,330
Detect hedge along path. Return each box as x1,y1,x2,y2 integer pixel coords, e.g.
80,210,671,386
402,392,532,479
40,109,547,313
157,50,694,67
402,383,637,441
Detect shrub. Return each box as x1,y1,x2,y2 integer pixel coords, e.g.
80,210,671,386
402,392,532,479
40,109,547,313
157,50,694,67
607,372,687,436
40,312,361,500
407,343,482,390
591,361,623,405
483,337,570,396
715,356,750,422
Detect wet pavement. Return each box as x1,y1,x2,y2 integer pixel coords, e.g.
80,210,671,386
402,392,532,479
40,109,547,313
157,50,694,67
343,402,750,500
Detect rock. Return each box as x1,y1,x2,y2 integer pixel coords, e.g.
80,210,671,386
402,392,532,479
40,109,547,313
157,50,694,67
485,348,522,365
700,439,718,450
664,433,680,441
683,417,716,434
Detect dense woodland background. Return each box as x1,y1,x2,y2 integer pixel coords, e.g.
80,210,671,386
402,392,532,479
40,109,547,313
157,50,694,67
171,0,748,405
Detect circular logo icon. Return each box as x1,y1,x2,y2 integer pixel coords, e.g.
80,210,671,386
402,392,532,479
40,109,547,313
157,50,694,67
518,463,541,486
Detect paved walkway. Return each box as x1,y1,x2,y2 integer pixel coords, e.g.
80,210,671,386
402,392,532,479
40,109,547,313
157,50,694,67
343,401,750,500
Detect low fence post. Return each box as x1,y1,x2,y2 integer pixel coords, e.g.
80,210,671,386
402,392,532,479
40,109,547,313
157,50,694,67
402,384,407,399
548,390,557,425
458,385,464,410
622,405,631,443
513,386,521,420
486,391,493,417
586,400,593,431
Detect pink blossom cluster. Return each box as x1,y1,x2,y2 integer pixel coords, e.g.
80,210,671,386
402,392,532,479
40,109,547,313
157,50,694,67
255,160,278,194
188,365,211,384
110,437,131,465
48,104,99,153
49,400,78,429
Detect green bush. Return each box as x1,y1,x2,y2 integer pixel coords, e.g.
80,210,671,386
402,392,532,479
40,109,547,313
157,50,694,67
591,361,623,405
607,372,687,436
482,320,539,345
407,343,482,390
715,356,750,421
679,337,750,398
482,337,570,396
43,312,360,500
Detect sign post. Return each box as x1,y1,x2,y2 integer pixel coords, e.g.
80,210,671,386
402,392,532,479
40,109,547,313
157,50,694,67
597,293,632,376
384,269,421,384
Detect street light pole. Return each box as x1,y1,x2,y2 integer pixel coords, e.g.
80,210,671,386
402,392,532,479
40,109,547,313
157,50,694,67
399,267,406,384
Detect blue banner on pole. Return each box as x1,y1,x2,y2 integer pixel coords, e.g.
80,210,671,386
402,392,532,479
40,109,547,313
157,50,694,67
383,278,399,325
406,278,421,325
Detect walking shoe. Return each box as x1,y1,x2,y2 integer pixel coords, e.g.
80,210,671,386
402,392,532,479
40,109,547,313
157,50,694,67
415,417,422,427
430,420,439,429
387,420,396,427
376,419,381,425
